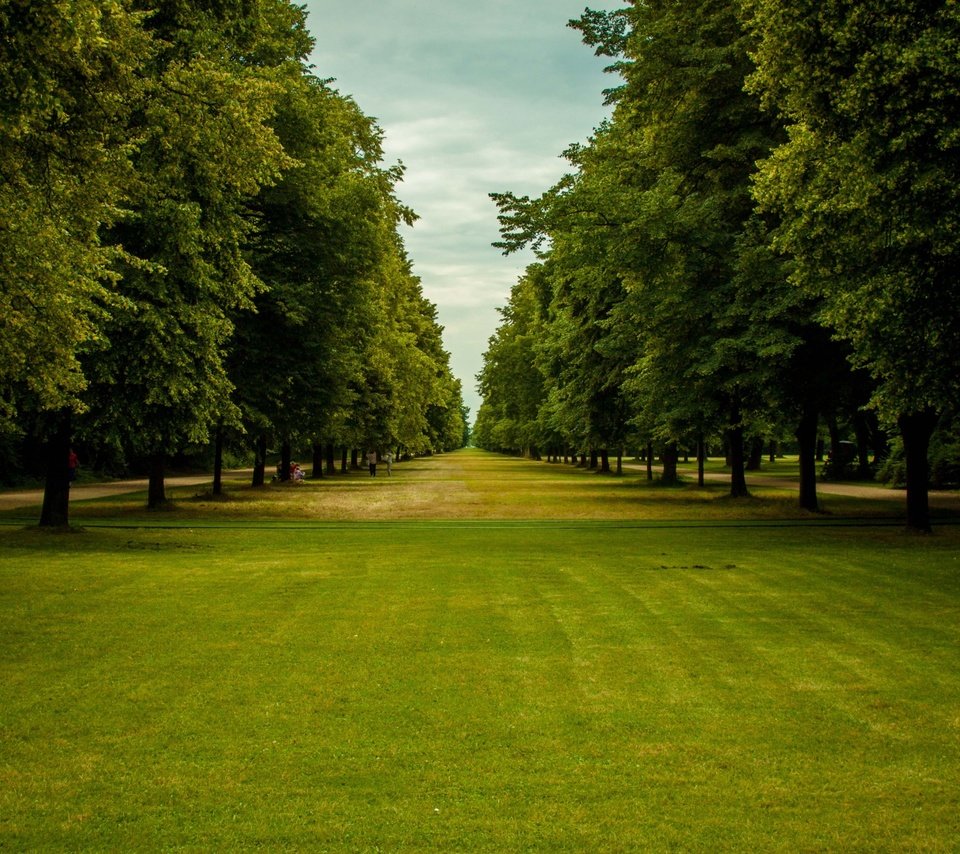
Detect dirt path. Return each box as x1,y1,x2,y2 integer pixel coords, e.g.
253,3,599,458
0,472,239,512
670,465,960,507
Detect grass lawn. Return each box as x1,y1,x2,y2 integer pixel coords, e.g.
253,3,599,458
1,450,959,850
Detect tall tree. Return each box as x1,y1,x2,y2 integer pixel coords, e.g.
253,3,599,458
1,0,152,525
746,0,960,530
475,268,551,456
358,248,458,456
580,0,791,497
232,73,396,480
81,0,304,507
489,2,791,494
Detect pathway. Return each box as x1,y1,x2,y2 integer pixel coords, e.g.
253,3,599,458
669,464,960,508
0,472,241,512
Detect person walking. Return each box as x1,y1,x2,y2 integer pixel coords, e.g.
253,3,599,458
367,450,377,477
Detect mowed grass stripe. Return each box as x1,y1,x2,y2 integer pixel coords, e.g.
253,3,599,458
2,517,959,850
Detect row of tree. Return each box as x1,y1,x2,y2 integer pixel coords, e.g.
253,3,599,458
0,0,467,525
474,0,959,531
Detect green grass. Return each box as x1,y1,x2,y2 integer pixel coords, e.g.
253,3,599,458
2,450,959,850
1,447,923,526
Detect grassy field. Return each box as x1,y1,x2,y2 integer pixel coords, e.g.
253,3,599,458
1,450,959,850
0,447,925,525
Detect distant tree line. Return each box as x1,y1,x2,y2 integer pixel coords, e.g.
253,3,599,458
0,0,467,524
474,0,959,531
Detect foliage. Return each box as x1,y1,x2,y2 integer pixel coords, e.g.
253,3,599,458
483,1,800,492
0,0,149,430
0,0,466,510
474,269,550,454
746,0,960,418
479,2,958,520
744,0,960,527
233,72,391,449
78,1,302,460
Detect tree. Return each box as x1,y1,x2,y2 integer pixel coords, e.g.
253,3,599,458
475,269,551,456
359,249,459,456
232,73,396,483
81,0,304,508
1,0,149,524
487,2,792,495
746,0,960,530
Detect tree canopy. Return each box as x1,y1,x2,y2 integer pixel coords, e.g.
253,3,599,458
0,0,466,520
477,0,957,530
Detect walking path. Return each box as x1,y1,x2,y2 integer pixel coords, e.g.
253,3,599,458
0,472,229,512
686,466,960,507
626,461,960,506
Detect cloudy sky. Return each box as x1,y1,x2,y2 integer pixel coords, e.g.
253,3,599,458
303,1,621,418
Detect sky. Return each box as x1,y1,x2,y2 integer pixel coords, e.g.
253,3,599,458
303,1,622,419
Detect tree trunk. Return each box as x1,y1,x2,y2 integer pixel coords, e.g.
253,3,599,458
351,448,360,470
311,442,324,478
212,423,224,497
661,442,678,485
147,453,166,509
697,432,706,488
39,412,72,528
746,436,764,471
325,442,335,475
853,412,872,479
341,446,348,473
600,449,610,473
827,414,842,466
252,434,267,487
280,440,291,482
646,442,653,481
899,409,938,533
728,403,749,498
616,449,623,476
796,404,819,512
768,440,777,464
871,415,890,463
589,450,598,470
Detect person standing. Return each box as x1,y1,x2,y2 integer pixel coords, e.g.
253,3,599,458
385,450,393,476
367,450,377,477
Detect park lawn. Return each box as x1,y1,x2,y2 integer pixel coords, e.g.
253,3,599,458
1,447,916,526
2,461,960,853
